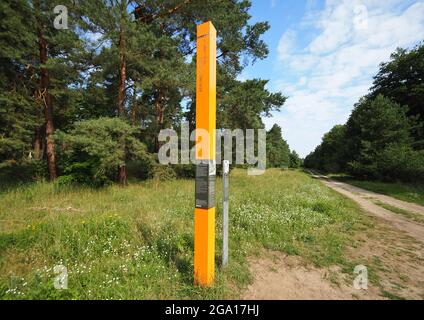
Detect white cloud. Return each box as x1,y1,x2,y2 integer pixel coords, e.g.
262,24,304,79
277,29,297,60
272,0,424,157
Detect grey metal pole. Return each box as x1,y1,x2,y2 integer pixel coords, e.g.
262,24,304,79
222,160,229,267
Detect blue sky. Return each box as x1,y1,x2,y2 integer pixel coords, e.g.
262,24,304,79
243,0,424,157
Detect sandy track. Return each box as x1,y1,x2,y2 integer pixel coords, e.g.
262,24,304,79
243,173,424,300
310,173,424,244
310,172,424,216
334,183,424,216
242,252,382,300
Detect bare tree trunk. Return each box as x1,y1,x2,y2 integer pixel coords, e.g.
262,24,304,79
33,126,42,160
118,165,127,186
154,89,165,152
35,0,57,181
117,5,127,185
131,84,137,125
118,19,126,116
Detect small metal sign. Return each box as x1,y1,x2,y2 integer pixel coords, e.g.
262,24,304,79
195,161,216,209
223,160,229,176
222,160,229,267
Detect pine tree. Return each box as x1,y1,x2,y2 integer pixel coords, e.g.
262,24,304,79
289,150,302,169
218,78,286,130
27,0,85,180
346,95,414,178
266,124,290,168
78,0,142,183
371,44,424,148
0,0,37,169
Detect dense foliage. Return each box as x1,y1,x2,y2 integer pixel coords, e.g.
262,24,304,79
289,150,302,169
55,117,150,186
266,124,290,168
305,44,424,182
0,0,292,185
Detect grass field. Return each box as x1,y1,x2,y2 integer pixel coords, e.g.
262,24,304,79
0,169,373,299
345,180,424,206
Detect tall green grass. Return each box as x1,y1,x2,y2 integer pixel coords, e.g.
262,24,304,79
0,169,371,299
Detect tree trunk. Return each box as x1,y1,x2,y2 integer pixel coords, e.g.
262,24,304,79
131,84,137,125
35,0,57,181
154,90,165,152
117,7,127,185
118,165,127,186
33,126,42,160
118,19,126,116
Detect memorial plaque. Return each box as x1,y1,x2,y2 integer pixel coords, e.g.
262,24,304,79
195,161,216,209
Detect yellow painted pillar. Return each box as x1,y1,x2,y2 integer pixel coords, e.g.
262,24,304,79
194,21,216,287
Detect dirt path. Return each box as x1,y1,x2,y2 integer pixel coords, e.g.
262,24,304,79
242,251,382,300
243,173,424,300
310,172,424,216
310,172,424,243
335,184,424,216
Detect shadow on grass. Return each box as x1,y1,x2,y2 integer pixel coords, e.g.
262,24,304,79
301,168,357,182
0,179,36,196
136,221,195,286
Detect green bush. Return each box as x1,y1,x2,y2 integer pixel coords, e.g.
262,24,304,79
0,159,47,184
289,150,302,168
153,164,176,181
172,163,195,179
377,144,424,182
55,117,149,186
126,157,157,180
348,144,424,182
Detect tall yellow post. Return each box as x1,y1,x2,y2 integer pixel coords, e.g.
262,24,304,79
194,21,216,287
